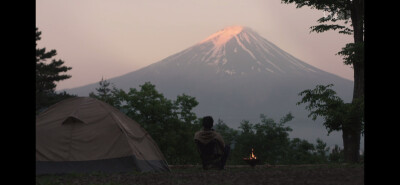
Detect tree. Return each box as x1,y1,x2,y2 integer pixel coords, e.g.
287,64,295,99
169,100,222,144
115,82,200,164
119,82,176,131
297,84,364,163
286,138,316,164
329,145,345,163
314,138,330,163
174,94,199,125
36,28,74,111
282,0,364,163
219,113,336,165
232,113,294,165
214,119,239,147
89,77,121,108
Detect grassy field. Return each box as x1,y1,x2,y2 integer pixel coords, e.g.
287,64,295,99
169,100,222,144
36,164,364,185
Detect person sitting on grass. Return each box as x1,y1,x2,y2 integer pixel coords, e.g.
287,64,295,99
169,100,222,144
194,116,230,170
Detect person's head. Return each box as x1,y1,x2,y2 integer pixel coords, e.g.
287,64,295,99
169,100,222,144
202,116,214,130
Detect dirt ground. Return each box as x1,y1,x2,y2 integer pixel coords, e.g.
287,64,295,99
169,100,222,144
36,164,364,185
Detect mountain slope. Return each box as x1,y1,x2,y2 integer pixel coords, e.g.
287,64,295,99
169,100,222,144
64,26,358,148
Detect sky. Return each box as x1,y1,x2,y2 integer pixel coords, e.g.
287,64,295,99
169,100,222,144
36,0,354,91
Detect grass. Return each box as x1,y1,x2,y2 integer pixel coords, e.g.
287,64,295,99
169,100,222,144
36,163,364,185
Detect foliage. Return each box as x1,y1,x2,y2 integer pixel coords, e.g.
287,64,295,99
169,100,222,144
297,84,364,134
314,138,330,163
281,0,364,67
36,28,72,95
329,145,345,163
36,27,75,112
90,81,200,164
282,0,364,163
285,138,316,164
229,113,328,165
337,42,364,66
214,119,239,147
120,82,200,164
174,94,199,125
119,82,178,127
89,81,348,165
89,78,121,108
281,0,354,35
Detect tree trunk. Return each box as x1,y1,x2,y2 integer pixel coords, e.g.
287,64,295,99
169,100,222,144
343,0,364,163
351,0,364,99
342,124,361,163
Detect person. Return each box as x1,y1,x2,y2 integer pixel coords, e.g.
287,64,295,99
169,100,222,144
194,116,230,170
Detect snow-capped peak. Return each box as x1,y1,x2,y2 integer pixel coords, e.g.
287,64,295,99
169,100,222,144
161,25,320,76
199,26,245,47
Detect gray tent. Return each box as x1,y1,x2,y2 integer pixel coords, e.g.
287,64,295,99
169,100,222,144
36,97,170,174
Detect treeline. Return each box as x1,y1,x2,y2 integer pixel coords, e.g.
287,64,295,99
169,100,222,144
215,117,348,165
89,79,354,165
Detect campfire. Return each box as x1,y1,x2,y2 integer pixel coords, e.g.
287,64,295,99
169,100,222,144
243,148,259,167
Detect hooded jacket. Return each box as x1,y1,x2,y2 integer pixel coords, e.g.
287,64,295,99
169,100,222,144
194,129,225,154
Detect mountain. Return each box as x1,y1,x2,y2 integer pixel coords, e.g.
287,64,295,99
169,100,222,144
63,26,360,149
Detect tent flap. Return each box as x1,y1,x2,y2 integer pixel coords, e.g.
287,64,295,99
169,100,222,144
62,116,86,124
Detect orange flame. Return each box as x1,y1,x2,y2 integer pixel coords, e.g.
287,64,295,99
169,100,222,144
250,148,257,159
244,148,257,160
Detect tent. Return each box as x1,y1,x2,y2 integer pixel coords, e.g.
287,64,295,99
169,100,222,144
36,97,170,174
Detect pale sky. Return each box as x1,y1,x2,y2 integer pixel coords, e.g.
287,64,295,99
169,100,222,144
36,0,354,91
